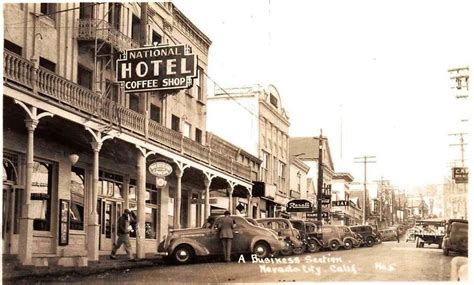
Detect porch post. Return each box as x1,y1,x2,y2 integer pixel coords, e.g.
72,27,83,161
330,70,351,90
136,148,146,259
247,188,253,218
15,101,53,266
85,127,114,261
203,172,215,219
174,167,183,229
227,181,236,214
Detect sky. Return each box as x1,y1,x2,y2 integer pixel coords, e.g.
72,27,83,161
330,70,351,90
175,0,473,193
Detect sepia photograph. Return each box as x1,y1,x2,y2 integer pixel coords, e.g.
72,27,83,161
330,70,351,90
1,0,471,283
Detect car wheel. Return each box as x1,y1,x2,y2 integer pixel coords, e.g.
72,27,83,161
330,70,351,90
292,246,305,255
329,240,340,251
306,239,320,253
343,239,353,250
366,236,375,247
253,241,270,258
172,245,194,265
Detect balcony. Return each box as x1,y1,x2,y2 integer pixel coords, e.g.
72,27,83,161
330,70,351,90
3,50,252,181
76,19,140,52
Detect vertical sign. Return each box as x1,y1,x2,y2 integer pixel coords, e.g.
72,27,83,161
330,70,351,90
59,199,70,246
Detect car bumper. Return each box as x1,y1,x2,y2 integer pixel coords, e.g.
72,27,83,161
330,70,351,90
156,251,169,256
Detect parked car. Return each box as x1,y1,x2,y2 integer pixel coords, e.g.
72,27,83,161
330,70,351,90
256,218,304,255
336,225,363,249
290,219,322,253
443,219,468,256
157,215,286,264
349,225,378,247
305,221,323,242
321,225,345,251
414,219,445,248
379,229,398,241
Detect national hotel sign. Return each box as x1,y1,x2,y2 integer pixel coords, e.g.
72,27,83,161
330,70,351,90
116,44,198,92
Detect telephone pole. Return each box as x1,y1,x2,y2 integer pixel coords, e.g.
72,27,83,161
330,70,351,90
354,155,376,224
317,129,324,222
449,132,468,218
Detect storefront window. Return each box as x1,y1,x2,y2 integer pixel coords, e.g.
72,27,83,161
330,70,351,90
145,207,156,239
168,188,175,230
99,171,123,198
31,161,53,231
70,167,85,230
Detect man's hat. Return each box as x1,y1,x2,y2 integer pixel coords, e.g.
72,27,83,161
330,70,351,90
124,209,131,214
224,210,231,215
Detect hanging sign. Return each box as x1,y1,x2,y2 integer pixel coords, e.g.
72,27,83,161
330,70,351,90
116,44,198,92
148,162,173,177
332,200,350,206
452,167,468,183
286,199,313,213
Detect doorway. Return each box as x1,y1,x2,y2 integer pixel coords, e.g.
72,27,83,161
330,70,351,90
98,199,122,251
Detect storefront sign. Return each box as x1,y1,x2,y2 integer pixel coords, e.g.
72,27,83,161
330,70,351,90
452,167,468,183
116,44,197,92
321,198,331,205
286,199,313,212
59,199,70,246
148,162,173,177
306,212,318,218
332,200,349,206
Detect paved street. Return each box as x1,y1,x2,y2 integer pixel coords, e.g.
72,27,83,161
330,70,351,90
39,240,454,283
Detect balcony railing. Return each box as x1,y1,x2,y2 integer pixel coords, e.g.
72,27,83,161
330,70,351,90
76,19,140,52
3,50,252,181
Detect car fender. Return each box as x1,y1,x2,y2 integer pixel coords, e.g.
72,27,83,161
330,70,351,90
169,238,210,256
343,236,357,243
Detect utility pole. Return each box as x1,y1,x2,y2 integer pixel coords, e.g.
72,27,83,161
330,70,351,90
354,155,376,225
317,129,324,222
374,177,390,226
449,132,468,218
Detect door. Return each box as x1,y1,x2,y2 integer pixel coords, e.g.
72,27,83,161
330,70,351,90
98,199,121,251
2,184,11,253
2,185,22,254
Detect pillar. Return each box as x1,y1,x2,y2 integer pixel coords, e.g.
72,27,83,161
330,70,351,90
174,168,183,229
87,141,101,261
203,176,211,219
247,193,253,218
227,184,235,214
18,118,38,265
136,149,146,259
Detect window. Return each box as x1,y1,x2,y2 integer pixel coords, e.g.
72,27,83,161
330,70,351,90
98,170,123,198
4,40,22,56
31,161,53,231
197,67,204,101
273,156,278,184
105,80,118,102
171,115,180,132
70,167,85,231
108,3,121,30
270,94,278,108
39,57,56,72
129,182,158,239
129,94,139,112
131,14,141,43
195,128,202,144
79,3,93,19
150,104,161,123
40,3,56,19
183,122,191,138
152,31,162,45
77,65,92,90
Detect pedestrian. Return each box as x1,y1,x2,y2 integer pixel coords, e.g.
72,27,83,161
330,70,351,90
205,215,216,229
110,209,135,261
396,228,400,243
218,210,236,262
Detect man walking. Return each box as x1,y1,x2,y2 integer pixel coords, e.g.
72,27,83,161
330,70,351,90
218,211,236,262
110,209,135,261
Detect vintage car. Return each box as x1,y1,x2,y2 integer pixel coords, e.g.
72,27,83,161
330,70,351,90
379,229,398,241
321,225,345,251
305,221,323,241
336,225,363,249
290,219,323,253
157,215,286,264
414,219,445,248
349,225,378,247
443,219,468,256
256,218,304,255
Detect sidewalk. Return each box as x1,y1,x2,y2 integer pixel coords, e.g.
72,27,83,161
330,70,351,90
2,254,163,283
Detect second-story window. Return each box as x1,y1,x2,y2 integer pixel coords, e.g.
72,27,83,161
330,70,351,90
105,80,118,102
40,3,56,20
195,128,202,144
4,40,22,56
270,94,278,108
39,57,56,72
150,104,161,123
171,115,180,132
183,122,191,138
108,3,121,30
77,65,92,90
129,94,139,112
132,15,141,43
